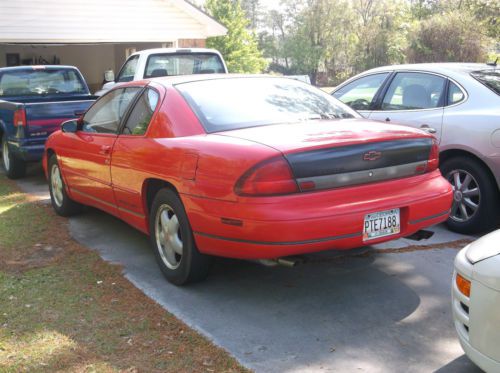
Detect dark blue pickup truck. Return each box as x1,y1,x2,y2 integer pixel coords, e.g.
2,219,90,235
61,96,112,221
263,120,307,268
0,65,96,178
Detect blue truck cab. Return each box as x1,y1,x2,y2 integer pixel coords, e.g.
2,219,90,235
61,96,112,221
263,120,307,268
0,65,96,178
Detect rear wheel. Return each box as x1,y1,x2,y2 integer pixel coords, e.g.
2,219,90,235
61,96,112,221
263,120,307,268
149,188,212,285
48,154,82,216
441,156,499,234
2,134,26,179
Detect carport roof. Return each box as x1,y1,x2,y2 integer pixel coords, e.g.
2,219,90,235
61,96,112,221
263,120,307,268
0,0,227,44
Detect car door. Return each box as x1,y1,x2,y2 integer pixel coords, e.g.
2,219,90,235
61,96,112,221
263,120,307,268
111,87,161,229
59,87,141,211
368,72,446,142
332,72,391,118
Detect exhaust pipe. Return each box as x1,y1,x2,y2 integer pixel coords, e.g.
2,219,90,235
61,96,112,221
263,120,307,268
258,257,302,268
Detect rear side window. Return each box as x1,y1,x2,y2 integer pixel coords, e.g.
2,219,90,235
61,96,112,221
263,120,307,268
122,88,159,135
382,72,446,110
0,68,87,97
116,55,139,83
448,81,465,105
471,70,500,96
144,53,226,78
333,73,389,110
82,87,141,134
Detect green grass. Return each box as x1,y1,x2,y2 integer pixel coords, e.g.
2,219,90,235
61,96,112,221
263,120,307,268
0,174,248,373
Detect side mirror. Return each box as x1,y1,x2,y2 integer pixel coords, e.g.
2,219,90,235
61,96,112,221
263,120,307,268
61,119,78,133
104,70,115,83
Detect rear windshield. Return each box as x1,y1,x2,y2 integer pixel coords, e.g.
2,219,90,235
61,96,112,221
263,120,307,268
144,53,226,78
0,68,88,97
175,77,359,133
471,70,500,96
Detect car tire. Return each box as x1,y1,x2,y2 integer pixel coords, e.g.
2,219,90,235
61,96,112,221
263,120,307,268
48,154,82,216
441,156,499,234
149,188,212,285
2,133,26,179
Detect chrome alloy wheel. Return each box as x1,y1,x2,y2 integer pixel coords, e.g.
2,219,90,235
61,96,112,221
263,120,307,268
2,138,10,171
446,169,480,223
51,163,64,207
155,204,183,270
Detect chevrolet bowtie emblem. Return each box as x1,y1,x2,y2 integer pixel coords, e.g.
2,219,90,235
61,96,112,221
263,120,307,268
363,151,382,161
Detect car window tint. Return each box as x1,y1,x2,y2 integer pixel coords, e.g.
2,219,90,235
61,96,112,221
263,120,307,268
448,81,465,105
144,53,226,78
116,55,139,83
122,88,159,135
82,87,141,134
382,72,446,110
333,73,389,110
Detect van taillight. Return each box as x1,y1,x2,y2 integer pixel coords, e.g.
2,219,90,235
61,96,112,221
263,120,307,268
235,156,299,196
13,109,27,127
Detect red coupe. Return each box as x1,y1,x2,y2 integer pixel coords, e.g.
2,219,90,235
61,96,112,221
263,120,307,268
43,75,453,285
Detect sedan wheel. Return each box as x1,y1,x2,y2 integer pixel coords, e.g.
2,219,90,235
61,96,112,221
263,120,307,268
51,163,65,208
446,169,480,223
48,154,82,216
149,188,212,285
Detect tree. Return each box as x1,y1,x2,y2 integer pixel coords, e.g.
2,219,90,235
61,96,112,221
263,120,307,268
205,0,267,73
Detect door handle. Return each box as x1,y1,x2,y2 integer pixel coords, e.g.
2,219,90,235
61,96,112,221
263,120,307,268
99,145,111,155
420,125,437,134
385,117,391,122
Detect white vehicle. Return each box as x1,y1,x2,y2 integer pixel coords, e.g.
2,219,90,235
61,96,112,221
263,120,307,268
96,48,228,96
453,229,500,372
332,63,500,234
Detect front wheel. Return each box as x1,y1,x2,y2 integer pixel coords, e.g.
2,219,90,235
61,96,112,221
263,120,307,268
48,154,82,216
441,156,499,234
2,134,26,179
149,188,212,285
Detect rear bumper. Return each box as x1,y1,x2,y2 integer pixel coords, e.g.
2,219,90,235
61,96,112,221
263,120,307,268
184,170,453,259
8,139,45,162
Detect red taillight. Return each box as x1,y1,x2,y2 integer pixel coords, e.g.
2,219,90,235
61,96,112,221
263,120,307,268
235,156,299,196
13,109,27,127
427,138,439,172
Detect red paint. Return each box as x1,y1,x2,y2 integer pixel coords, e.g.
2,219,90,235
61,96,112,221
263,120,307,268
44,77,453,260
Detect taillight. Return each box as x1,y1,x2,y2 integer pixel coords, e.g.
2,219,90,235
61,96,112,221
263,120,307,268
13,109,27,127
235,156,299,196
427,138,439,172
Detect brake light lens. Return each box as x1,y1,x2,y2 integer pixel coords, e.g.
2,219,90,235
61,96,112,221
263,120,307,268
235,156,299,196
13,109,27,127
427,138,439,172
456,273,471,297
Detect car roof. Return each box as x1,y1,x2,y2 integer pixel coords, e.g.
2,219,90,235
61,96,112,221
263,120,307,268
0,65,79,72
364,62,496,75
144,73,292,87
130,47,223,58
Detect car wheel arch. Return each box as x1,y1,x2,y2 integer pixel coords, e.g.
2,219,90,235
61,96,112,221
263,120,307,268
143,178,180,224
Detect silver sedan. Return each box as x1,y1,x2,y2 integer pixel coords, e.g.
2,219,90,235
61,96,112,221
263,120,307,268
332,63,500,234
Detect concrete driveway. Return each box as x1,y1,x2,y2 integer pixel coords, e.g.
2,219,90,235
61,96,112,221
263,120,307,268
12,165,484,373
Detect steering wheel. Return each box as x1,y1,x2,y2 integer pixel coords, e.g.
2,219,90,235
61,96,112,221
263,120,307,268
350,99,371,110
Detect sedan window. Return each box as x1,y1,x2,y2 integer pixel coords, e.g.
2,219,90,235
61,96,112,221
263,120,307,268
333,73,389,110
471,70,500,96
82,87,141,134
448,81,465,105
382,72,446,110
122,88,159,135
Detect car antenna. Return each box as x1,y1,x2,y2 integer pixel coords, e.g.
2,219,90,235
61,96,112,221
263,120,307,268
486,57,498,67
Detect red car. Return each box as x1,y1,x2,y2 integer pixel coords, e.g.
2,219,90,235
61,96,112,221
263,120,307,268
43,75,453,285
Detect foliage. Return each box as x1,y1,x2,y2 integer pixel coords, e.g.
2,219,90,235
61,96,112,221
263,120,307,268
205,0,267,73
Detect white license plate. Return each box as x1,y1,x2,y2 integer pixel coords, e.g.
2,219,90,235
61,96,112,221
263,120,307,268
363,208,400,241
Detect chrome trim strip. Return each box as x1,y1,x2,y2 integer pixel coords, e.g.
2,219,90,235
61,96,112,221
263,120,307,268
408,210,450,224
297,161,427,191
194,231,362,246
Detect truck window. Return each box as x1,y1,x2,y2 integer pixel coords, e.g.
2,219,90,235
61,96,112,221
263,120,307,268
144,53,226,78
0,69,87,97
116,55,140,83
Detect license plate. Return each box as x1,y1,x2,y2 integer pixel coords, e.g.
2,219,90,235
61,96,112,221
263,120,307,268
363,208,400,241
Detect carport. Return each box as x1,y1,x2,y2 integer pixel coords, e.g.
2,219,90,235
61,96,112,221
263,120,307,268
0,0,227,92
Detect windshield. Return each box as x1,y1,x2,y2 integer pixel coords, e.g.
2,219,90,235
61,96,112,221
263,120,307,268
176,77,359,133
0,68,88,97
471,70,500,96
144,53,226,78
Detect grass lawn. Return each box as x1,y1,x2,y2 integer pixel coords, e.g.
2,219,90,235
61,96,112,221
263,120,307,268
0,173,248,373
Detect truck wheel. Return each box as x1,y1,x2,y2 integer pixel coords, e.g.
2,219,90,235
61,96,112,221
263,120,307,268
441,156,499,234
48,154,82,216
2,134,26,179
149,188,212,285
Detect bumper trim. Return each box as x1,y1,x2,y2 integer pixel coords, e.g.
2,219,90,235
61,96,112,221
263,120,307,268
408,209,450,225
194,231,362,246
